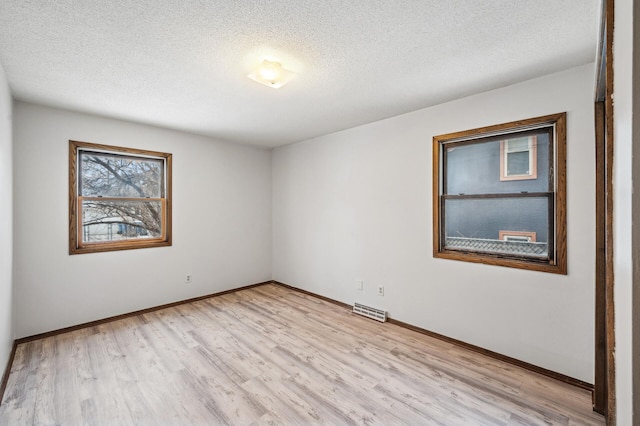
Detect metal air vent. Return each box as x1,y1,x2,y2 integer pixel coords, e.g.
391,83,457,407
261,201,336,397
353,302,387,322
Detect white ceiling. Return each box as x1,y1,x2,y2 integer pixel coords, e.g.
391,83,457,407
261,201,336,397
0,1,600,148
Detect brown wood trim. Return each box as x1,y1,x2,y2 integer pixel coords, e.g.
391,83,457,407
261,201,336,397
554,112,568,275
0,341,18,406
604,0,616,422
15,281,272,344
594,101,607,415
272,281,593,393
434,251,564,274
434,113,567,143
69,140,172,158
432,134,441,257
75,239,172,254
69,141,79,253
165,152,173,247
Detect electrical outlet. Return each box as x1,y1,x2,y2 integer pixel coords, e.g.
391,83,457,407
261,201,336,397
185,274,192,283
356,280,363,290
377,285,384,296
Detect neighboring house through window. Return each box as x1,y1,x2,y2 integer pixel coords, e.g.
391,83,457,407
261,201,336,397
432,113,566,274
498,230,537,242
69,140,172,254
500,136,537,181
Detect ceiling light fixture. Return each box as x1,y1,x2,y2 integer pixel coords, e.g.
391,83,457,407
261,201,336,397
247,60,294,89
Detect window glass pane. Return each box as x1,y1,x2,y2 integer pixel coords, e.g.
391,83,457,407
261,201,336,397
445,131,549,194
506,137,529,152
81,200,163,242
443,197,549,258
507,151,530,175
80,151,163,198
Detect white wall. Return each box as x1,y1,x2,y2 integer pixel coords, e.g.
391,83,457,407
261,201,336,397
0,64,13,376
273,63,596,383
12,102,272,338
613,0,635,423
633,2,640,420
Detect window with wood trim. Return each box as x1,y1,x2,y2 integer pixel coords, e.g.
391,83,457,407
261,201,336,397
69,140,172,254
432,113,566,274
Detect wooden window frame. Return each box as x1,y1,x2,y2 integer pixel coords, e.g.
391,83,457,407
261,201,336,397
432,113,567,274
69,140,172,255
500,136,538,181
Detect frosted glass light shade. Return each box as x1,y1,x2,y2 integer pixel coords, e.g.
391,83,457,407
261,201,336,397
248,60,294,89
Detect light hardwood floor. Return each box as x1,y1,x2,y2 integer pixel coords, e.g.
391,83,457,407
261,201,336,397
0,284,604,425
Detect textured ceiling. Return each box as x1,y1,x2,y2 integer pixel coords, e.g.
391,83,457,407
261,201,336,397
0,0,599,148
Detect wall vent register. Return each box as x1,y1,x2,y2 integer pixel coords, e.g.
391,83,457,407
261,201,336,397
353,303,387,322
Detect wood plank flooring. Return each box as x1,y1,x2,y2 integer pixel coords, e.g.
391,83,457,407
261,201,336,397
0,284,604,425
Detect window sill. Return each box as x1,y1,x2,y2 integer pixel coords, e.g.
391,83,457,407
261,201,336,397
433,250,567,275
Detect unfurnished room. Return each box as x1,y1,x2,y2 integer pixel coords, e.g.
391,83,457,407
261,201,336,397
0,0,638,425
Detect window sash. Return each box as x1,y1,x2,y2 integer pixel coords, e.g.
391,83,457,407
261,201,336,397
78,149,166,198
69,140,172,254
77,197,167,247
439,193,555,262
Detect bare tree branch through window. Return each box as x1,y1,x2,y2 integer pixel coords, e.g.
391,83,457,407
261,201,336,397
69,141,172,254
